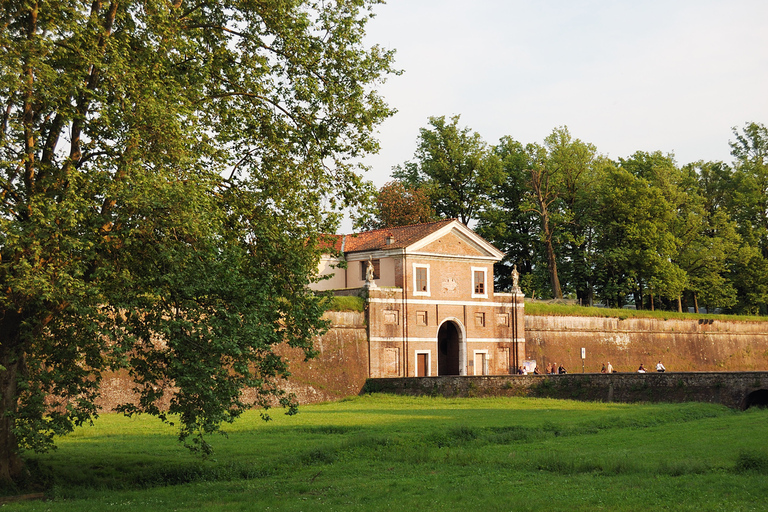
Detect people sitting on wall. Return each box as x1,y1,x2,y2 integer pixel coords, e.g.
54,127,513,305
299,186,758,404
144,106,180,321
656,360,666,372
637,363,646,373
558,364,567,374
606,361,613,373
601,364,607,373
533,365,540,375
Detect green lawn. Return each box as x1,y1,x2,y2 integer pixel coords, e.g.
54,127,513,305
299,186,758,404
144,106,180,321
5,395,768,511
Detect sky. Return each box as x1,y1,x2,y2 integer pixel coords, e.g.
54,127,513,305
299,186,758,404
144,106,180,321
352,0,768,204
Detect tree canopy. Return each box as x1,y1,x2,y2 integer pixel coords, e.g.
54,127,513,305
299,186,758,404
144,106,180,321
392,115,503,225
0,0,395,485
384,118,768,313
353,180,435,230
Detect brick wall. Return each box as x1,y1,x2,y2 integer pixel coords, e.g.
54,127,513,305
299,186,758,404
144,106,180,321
525,315,768,373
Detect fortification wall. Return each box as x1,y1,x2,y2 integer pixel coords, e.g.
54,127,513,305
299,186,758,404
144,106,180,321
95,313,768,410
525,315,768,373
95,311,368,411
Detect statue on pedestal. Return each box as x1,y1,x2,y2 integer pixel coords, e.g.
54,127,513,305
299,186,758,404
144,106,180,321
365,256,378,289
511,264,521,293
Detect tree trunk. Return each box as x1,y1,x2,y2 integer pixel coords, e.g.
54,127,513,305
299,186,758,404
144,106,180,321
694,293,699,314
0,312,25,485
539,212,562,299
544,237,562,299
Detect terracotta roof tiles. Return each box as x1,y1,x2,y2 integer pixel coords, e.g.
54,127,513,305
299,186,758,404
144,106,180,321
342,219,458,253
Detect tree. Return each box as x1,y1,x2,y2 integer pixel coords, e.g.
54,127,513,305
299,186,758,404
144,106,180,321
521,127,598,299
353,180,435,230
393,115,502,225
476,136,540,292
678,161,740,312
593,152,687,309
0,0,395,485
723,122,768,313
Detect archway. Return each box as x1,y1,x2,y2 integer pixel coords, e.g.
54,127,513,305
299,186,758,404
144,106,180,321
437,321,461,376
744,389,768,409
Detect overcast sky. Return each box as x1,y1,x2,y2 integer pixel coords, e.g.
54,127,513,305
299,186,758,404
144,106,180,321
355,0,768,196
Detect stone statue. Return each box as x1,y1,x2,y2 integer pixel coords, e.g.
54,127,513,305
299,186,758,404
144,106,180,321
366,257,375,283
511,264,520,293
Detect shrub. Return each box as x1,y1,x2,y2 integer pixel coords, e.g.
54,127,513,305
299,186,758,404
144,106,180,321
734,451,768,474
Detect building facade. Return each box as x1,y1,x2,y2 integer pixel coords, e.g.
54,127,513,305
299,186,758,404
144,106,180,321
313,219,525,377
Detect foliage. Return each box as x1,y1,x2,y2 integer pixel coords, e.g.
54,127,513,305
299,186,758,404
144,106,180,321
353,180,435,230
477,136,540,291
417,117,768,314
0,0,395,484
393,115,503,225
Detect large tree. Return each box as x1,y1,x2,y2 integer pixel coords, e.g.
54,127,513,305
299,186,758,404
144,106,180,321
594,152,687,309
0,0,395,485
476,136,540,292
724,122,768,313
521,127,597,299
393,115,502,225
353,180,435,230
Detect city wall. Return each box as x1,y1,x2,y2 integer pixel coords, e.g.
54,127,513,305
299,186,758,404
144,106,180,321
525,315,768,374
95,312,768,411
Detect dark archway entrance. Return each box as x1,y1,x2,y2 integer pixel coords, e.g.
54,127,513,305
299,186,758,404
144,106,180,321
744,389,768,409
438,321,460,376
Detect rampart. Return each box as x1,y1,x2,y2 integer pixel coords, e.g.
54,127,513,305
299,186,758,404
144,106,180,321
95,311,369,411
525,315,768,373
95,312,768,410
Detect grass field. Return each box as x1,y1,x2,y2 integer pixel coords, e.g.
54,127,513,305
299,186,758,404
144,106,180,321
4,395,768,511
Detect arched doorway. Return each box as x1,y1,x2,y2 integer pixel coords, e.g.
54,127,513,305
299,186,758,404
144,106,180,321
437,320,462,376
744,389,768,409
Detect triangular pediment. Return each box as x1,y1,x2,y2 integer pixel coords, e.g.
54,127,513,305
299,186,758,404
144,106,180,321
407,221,503,260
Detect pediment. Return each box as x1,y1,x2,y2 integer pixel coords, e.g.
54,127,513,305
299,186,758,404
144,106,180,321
407,222,503,260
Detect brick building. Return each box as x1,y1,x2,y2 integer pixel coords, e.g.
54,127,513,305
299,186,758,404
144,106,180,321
312,219,525,377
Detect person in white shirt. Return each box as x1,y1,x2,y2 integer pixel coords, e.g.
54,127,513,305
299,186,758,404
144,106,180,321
656,360,666,373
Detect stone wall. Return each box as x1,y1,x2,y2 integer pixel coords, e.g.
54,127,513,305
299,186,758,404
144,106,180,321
95,313,768,411
95,311,368,411
277,311,369,403
364,372,768,409
525,315,768,374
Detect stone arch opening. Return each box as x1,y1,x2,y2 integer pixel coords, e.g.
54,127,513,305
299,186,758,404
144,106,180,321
437,321,461,376
744,389,768,409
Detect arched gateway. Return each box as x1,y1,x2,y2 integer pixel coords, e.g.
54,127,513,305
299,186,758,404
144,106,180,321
437,319,465,376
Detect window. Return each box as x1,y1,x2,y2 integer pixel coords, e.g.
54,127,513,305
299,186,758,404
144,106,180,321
472,267,488,298
361,259,380,281
413,264,430,295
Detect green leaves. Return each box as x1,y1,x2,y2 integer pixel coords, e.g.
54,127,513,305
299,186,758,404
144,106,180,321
1,0,395,482
394,115,503,225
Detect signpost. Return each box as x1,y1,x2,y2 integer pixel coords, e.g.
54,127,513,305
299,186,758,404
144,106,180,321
581,347,586,373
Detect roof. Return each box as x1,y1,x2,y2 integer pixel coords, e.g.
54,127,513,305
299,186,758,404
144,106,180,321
342,219,458,253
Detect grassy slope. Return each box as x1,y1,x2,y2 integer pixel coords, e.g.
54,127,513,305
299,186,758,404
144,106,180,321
524,301,768,322
7,395,768,511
